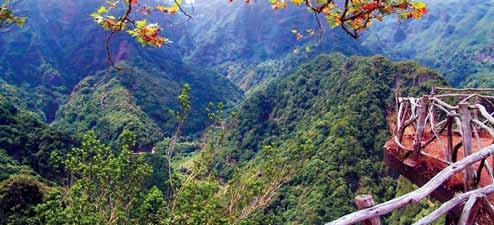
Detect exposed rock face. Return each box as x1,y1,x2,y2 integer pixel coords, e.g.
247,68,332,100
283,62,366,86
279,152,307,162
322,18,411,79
385,131,492,196
384,124,494,224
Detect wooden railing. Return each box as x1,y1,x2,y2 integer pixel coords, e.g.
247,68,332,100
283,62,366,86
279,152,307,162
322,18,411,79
394,88,494,165
326,145,494,225
326,87,494,225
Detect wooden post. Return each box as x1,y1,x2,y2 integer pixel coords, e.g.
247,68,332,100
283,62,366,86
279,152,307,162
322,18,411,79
354,195,381,225
397,101,409,142
458,194,481,225
446,116,454,163
408,96,428,166
327,145,494,225
473,96,479,121
459,103,476,191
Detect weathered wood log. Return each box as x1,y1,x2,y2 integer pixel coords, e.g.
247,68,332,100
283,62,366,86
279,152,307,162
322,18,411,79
453,142,463,163
472,124,494,185
472,119,494,137
397,100,404,131
473,96,480,122
413,185,494,225
447,116,454,162
423,119,448,147
394,136,413,151
476,104,494,124
460,103,476,191
459,94,477,105
354,195,381,225
458,194,481,225
435,94,494,99
431,97,457,110
475,159,486,186
421,151,451,165
479,96,494,109
456,117,464,136
429,112,448,157
397,101,410,142
435,87,494,92
430,103,436,131
433,102,452,114
325,145,494,225
410,96,429,164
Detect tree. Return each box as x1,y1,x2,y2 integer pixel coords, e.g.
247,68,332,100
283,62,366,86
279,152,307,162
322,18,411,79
138,187,167,225
0,174,47,225
170,180,229,225
0,0,26,31
90,0,191,66
261,0,428,38
167,84,191,195
37,131,153,225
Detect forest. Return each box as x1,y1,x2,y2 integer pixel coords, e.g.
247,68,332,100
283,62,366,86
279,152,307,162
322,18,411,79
1,0,494,225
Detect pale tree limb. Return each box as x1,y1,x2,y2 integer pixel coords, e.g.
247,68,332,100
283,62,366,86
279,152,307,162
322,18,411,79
325,145,494,225
435,87,494,92
457,194,482,225
413,187,494,225
476,104,494,124
473,119,494,137
460,103,476,191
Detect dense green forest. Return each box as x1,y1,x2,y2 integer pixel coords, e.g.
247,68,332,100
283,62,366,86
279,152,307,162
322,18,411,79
1,53,447,224
363,0,494,87
1,0,493,224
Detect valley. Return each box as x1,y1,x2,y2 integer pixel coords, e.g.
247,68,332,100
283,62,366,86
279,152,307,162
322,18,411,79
0,0,493,224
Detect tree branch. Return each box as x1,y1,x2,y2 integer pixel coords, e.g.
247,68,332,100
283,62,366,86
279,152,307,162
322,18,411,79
325,144,494,225
413,188,494,225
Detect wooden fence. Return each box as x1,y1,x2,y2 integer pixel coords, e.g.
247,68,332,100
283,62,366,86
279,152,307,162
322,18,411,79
326,87,494,225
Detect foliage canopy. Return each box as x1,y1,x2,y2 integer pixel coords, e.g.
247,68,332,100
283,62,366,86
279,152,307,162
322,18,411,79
0,0,25,30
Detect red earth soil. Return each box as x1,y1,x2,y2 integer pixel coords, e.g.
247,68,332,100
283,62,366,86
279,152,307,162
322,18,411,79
384,130,494,224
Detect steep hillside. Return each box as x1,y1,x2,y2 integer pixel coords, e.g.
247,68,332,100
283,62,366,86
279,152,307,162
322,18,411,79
54,63,242,150
0,0,242,122
3,0,492,224
0,96,75,181
0,78,63,122
177,0,370,92
363,0,494,87
212,54,446,224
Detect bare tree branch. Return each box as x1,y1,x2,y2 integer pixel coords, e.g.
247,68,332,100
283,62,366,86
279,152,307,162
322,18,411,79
326,145,494,225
